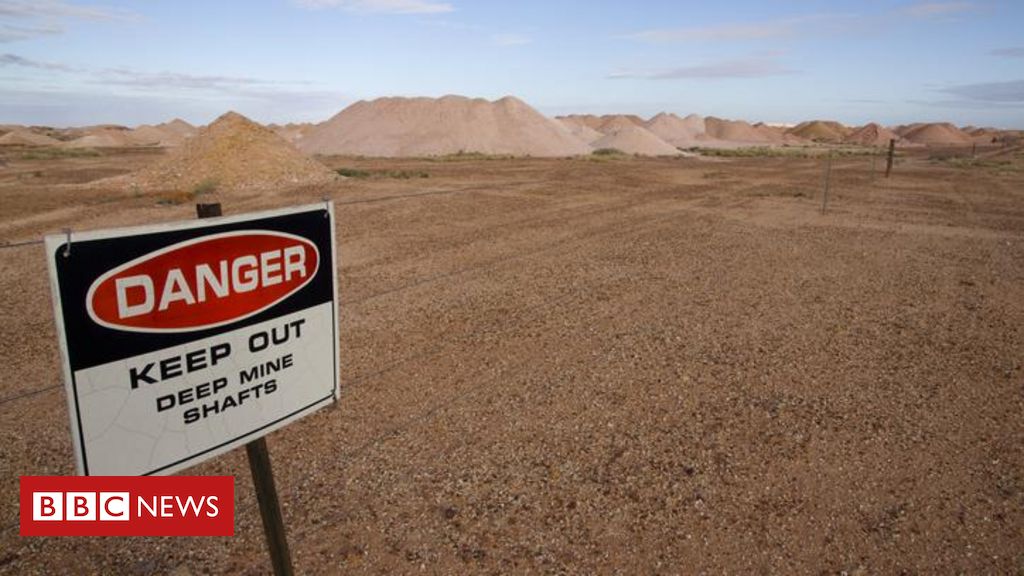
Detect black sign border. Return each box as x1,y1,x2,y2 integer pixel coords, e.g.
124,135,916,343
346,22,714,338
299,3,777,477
46,203,339,476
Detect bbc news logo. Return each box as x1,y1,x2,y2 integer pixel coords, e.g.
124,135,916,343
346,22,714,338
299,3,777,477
20,476,233,536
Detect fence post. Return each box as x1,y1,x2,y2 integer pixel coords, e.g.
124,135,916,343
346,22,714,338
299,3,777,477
885,138,896,178
821,152,833,214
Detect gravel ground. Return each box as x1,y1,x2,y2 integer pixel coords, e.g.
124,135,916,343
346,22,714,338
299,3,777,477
1,149,1022,574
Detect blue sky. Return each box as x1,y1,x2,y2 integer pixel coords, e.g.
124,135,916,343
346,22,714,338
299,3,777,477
1,0,1022,127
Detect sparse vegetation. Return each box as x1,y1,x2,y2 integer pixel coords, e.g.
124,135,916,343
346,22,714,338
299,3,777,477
688,146,882,158
935,157,1019,172
335,167,429,179
12,147,102,160
428,151,517,162
592,147,626,156
335,167,372,178
192,178,219,196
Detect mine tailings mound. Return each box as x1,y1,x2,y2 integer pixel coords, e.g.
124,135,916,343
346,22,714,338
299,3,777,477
592,125,683,156
844,123,901,147
298,95,592,157
787,120,850,143
901,123,974,145
114,111,336,193
644,113,705,147
704,117,779,144
557,117,604,144
0,129,61,146
62,129,135,148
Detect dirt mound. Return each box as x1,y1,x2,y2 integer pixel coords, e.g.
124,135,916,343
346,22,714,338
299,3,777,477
159,119,197,138
557,115,603,130
556,117,603,144
592,124,682,156
644,113,705,146
271,123,315,145
901,122,973,145
127,125,189,147
62,129,134,148
703,117,777,143
590,115,641,135
752,122,800,144
787,120,849,143
116,111,336,192
0,129,60,146
299,95,591,157
844,123,901,147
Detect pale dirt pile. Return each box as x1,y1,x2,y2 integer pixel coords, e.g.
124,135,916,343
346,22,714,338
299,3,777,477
703,117,778,144
592,124,682,156
556,117,604,144
0,129,60,146
271,123,315,145
594,115,645,134
113,111,336,192
752,122,804,144
644,113,705,147
126,125,190,147
844,123,901,147
901,123,974,145
895,123,923,137
557,115,604,131
61,128,135,148
787,120,850,143
158,119,197,138
298,95,592,157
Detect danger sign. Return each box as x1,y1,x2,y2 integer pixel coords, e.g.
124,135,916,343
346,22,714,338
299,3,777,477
45,204,339,476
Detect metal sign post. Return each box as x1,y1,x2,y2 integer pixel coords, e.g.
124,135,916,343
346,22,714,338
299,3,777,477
197,203,294,576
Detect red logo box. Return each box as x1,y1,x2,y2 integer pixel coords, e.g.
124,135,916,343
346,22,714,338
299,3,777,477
20,476,234,536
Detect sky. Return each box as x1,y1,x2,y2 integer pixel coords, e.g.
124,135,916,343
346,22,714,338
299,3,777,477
1,0,1022,128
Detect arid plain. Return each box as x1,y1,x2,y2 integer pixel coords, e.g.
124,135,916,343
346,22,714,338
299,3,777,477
1,144,1023,573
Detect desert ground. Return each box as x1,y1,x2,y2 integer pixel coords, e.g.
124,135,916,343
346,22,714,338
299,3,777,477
1,145,1023,574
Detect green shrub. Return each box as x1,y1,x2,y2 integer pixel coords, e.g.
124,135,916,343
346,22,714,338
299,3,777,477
15,147,101,160
335,167,429,179
335,167,372,178
192,178,218,196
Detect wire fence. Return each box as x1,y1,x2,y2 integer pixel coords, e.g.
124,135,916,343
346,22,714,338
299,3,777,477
0,192,692,540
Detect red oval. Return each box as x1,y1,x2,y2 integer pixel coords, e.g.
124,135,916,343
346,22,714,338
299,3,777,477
87,231,319,333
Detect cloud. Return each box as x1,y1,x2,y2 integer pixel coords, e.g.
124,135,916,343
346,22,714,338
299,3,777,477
940,79,1024,103
0,22,61,42
990,47,1024,58
0,0,136,42
0,0,131,21
293,0,453,14
623,15,846,43
609,57,797,80
901,2,974,18
491,33,530,46
96,68,307,91
0,52,74,70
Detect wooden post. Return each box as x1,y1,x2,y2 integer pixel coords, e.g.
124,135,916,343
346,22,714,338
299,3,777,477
247,438,294,576
196,203,222,219
971,143,977,159
821,152,833,214
196,202,294,576
885,138,895,178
